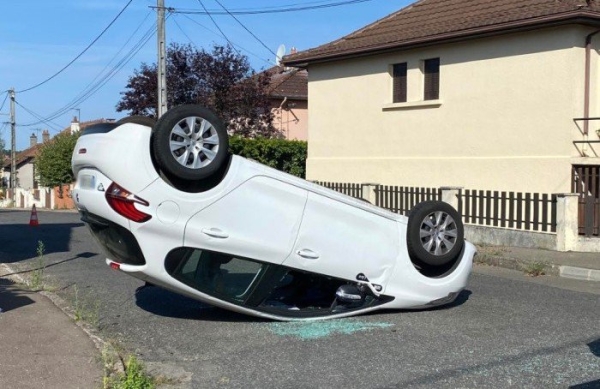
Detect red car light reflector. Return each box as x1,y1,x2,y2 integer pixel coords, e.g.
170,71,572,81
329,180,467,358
105,183,152,223
109,261,121,270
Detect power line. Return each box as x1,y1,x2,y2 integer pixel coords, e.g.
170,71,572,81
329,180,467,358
175,14,272,67
174,0,374,15
14,100,63,133
19,20,158,127
17,0,134,93
195,0,241,56
212,0,277,57
0,91,8,113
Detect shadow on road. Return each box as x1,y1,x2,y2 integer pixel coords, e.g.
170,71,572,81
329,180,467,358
134,285,473,323
0,223,84,263
588,338,600,358
0,278,35,312
134,284,267,323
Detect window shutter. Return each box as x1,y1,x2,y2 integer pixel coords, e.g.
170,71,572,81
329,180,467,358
424,58,440,100
393,63,407,103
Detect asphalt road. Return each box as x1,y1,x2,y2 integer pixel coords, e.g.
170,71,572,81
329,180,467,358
1,209,599,388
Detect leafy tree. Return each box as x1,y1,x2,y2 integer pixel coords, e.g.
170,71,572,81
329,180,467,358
35,131,80,188
117,43,278,138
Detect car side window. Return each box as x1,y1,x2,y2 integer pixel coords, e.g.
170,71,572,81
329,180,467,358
167,248,263,301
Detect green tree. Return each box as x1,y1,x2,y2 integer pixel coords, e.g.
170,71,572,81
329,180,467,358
117,43,278,138
35,131,80,188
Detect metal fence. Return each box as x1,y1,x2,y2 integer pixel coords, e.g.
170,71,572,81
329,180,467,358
315,181,557,233
313,182,363,199
458,189,557,233
374,185,441,215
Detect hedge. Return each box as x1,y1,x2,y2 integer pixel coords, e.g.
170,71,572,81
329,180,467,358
229,136,307,178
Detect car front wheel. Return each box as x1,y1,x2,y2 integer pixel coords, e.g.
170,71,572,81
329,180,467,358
407,201,464,267
152,105,229,181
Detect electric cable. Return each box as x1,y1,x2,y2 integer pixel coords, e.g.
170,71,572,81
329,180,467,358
212,0,277,57
174,0,374,15
17,0,134,94
0,91,8,113
20,20,158,127
195,0,241,56
14,100,63,133
176,14,272,66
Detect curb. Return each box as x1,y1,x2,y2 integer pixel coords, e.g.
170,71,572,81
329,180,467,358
559,266,600,282
474,253,599,282
475,253,558,276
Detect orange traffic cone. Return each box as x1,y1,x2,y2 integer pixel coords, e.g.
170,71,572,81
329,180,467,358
29,204,39,227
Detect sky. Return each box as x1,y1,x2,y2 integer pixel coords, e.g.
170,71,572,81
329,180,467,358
0,0,409,151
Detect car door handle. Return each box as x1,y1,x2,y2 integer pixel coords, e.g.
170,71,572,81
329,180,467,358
201,228,229,239
297,249,319,259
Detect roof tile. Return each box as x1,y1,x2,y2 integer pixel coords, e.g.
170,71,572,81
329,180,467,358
284,0,600,65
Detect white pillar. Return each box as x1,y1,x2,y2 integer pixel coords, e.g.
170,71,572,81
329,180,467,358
556,193,579,252
440,186,462,210
361,183,379,204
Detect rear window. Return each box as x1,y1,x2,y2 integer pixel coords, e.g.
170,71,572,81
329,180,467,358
166,249,263,302
80,122,119,136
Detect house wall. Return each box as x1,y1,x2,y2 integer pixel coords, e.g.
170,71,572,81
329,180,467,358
306,25,600,194
271,99,308,141
16,163,36,190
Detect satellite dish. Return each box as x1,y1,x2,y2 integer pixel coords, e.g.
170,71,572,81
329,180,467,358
275,44,286,66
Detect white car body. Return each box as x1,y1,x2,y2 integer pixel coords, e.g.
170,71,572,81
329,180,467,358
72,119,475,321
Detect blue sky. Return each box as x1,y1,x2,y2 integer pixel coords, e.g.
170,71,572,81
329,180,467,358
0,0,408,151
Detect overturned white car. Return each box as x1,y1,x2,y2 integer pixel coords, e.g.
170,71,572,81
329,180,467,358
71,105,475,321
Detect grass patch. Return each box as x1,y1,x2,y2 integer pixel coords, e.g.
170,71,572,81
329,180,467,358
523,261,546,277
103,352,155,389
112,355,154,389
71,285,100,327
101,342,178,389
28,240,46,290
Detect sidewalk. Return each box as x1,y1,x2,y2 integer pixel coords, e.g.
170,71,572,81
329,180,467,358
475,245,600,281
0,272,103,389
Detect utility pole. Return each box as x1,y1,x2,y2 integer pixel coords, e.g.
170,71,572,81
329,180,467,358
157,0,167,118
9,88,16,203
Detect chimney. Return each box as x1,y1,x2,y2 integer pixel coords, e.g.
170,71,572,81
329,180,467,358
70,116,80,134
290,47,297,54
42,129,50,143
30,133,38,148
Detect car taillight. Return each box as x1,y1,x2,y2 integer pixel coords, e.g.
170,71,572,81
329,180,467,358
105,183,152,223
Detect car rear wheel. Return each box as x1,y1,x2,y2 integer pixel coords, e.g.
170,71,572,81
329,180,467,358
152,105,229,181
407,201,464,267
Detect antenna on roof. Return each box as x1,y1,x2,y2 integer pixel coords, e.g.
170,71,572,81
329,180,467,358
275,44,286,66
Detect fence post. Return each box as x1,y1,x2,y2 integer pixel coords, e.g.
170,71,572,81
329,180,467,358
440,186,462,209
361,183,379,204
556,193,579,252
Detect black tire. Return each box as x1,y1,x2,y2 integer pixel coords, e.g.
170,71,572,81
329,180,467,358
116,115,156,127
152,105,229,181
407,201,464,267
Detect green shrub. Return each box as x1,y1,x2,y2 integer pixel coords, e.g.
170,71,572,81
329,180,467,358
229,136,307,178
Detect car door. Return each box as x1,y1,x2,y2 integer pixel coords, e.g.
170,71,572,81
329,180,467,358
283,192,400,289
184,176,307,265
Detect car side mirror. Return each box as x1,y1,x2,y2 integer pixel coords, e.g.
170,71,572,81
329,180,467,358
335,284,365,304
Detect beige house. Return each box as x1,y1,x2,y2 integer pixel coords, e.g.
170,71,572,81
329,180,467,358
283,0,600,197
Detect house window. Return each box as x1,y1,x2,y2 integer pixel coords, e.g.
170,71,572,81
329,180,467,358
423,58,440,100
392,63,407,103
